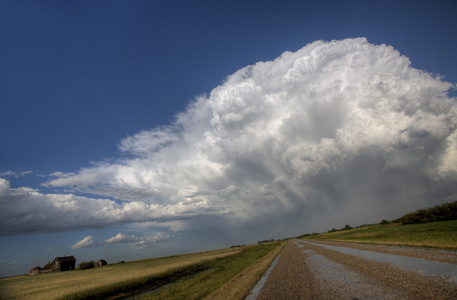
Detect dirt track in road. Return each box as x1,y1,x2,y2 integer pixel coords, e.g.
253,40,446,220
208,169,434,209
255,240,457,299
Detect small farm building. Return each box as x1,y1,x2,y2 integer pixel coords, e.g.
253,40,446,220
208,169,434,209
96,259,108,267
41,263,53,273
29,266,42,275
50,256,76,272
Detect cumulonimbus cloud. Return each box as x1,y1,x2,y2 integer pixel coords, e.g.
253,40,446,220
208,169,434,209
2,38,457,237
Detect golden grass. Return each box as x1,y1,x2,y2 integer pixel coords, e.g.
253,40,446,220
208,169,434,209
204,241,285,300
0,248,239,300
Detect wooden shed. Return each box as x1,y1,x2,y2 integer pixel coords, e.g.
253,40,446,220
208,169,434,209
50,256,76,272
96,259,108,267
41,263,53,273
29,266,42,275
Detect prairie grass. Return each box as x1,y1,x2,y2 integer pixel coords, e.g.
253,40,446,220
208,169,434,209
305,220,457,249
0,248,239,300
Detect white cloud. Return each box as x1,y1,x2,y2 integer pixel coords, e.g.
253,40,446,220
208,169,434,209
0,171,32,178
130,234,170,250
4,38,457,238
71,236,94,249
47,171,77,178
71,233,170,250
104,233,138,245
0,178,226,236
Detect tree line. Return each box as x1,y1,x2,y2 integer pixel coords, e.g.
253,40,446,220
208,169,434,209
396,200,457,225
295,200,457,238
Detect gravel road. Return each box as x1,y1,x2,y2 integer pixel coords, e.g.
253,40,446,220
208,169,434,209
254,240,457,299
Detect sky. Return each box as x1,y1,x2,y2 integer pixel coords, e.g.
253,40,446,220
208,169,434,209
1,0,457,278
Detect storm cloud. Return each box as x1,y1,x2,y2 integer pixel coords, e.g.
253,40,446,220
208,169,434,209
2,38,456,238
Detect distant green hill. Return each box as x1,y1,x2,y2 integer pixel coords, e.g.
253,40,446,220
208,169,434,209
300,200,457,249
304,220,457,249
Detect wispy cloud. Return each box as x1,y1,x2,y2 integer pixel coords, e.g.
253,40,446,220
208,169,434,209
71,233,170,250
2,38,457,238
0,170,32,178
47,172,77,178
71,236,94,249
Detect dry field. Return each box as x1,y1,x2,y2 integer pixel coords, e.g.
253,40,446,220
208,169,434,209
0,248,239,299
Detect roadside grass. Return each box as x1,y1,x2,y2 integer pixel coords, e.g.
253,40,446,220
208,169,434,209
205,241,285,300
305,220,457,249
0,248,239,300
143,242,283,300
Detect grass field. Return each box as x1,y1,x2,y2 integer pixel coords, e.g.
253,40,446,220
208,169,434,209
0,242,283,300
0,248,239,300
305,220,457,249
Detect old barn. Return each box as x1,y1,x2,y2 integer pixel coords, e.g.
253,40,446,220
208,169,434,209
50,256,76,272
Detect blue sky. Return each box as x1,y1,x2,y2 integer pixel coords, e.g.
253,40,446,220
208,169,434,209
1,0,457,277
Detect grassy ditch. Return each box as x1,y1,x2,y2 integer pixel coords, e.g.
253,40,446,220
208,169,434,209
205,241,285,300
305,219,457,249
142,242,283,300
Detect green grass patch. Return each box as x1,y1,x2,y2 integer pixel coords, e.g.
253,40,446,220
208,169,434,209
305,220,457,249
142,242,282,300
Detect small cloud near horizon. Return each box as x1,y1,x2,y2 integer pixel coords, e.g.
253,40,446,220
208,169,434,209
71,233,170,250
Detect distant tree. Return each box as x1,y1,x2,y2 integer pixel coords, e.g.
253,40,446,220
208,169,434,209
258,239,275,244
398,200,457,225
343,224,352,230
78,260,95,270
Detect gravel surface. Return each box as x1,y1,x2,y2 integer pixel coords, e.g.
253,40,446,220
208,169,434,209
255,240,457,299
256,241,321,299
310,240,457,265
